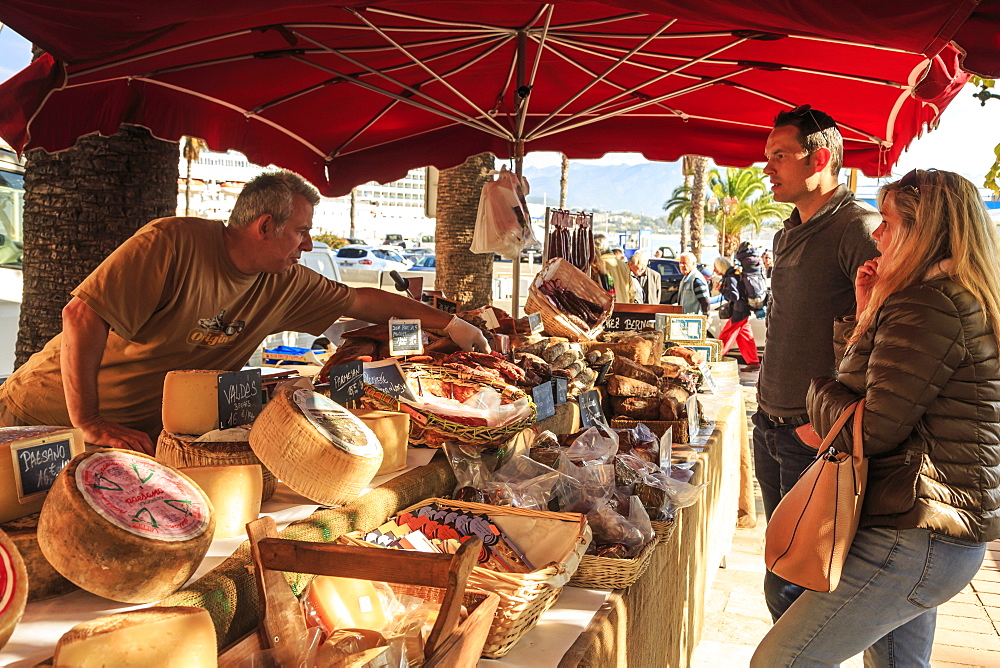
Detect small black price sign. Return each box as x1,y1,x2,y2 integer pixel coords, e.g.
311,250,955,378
389,318,423,356
532,381,556,421
604,311,655,332
364,359,417,401
553,376,568,404
594,361,613,386
12,436,76,502
217,369,263,429
527,312,543,333
434,296,458,314
579,389,609,428
327,360,364,405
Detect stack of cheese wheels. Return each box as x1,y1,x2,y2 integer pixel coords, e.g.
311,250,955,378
250,382,383,506
54,606,218,667
0,512,76,601
0,527,28,650
181,465,262,540
156,429,276,502
38,450,215,604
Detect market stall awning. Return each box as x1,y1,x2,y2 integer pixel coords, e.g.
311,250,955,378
0,1,985,195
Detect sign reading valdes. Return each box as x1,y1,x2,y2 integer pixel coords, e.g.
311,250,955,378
389,318,423,357
216,369,263,430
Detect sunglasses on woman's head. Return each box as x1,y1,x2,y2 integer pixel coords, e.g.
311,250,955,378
899,169,921,196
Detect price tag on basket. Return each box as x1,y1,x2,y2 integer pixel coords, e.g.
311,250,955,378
326,360,364,405
686,395,700,442
659,426,673,471
527,312,543,334
699,361,718,394
532,381,556,421
482,309,501,330
389,318,423,356
579,389,608,428
364,359,417,402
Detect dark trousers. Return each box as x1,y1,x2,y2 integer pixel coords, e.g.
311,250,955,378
752,409,818,622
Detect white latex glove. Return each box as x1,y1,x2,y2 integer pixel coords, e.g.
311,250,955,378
445,316,489,352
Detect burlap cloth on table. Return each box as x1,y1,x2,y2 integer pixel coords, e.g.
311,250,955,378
158,456,456,650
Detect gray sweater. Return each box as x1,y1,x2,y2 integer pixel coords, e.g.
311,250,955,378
757,185,880,417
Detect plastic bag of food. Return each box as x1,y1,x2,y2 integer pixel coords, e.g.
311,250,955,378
565,426,619,464
444,442,493,503
615,422,659,463
586,498,645,554
471,166,537,260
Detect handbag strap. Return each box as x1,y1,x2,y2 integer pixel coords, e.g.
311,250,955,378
851,398,867,494
817,401,860,451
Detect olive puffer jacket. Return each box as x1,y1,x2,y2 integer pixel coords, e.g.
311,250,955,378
806,276,1000,542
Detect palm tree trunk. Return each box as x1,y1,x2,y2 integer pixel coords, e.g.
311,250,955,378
559,154,569,209
689,156,708,261
680,156,694,252
185,156,193,216
434,153,495,309
16,125,179,366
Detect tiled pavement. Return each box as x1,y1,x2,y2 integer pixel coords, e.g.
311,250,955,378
691,364,1000,667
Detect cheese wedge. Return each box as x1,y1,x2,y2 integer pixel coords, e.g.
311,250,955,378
349,409,409,476
181,465,262,539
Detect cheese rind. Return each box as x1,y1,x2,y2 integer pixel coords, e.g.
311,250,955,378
0,426,85,524
156,430,276,501
250,384,383,506
181,465,262,539
38,450,215,603
161,369,231,436
0,512,76,601
53,606,218,667
0,527,28,650
349,409,409,476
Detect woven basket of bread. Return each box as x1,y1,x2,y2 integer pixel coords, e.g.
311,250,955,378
568,518,675,589
340,497,591,658
155,431,276,501
526,258,612,341
361,362,536,448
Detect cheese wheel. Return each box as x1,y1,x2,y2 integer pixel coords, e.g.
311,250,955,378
156,429,276,501
249,384,383,506
181,465,262,539
0,512,76,601
38,449,215,603
0,527,28,650
162,369,258,436
349,409,409,476
0,426,85,523
54,606,217,667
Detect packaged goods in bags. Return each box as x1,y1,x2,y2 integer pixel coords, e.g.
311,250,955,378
471,166,537,260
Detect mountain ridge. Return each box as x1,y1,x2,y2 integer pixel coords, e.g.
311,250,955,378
521,162,685,216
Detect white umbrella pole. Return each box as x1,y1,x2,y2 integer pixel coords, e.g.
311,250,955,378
512,153,522,318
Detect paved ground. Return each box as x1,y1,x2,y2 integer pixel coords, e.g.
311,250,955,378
691,365,1000,667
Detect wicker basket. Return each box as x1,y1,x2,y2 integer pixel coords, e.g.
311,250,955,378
155,430,276,501
361,362,536,449
342,497,592,658
610,417,690,444
526,258,613,341
568,519,675,589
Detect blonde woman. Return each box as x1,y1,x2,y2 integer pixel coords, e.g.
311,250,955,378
753,169,1000,666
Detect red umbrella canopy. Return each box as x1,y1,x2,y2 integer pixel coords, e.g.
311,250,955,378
0,1,980,195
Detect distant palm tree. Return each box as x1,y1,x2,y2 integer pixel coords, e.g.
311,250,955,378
559,154,569,209
707,167,791,256
688,156,709,260
182,136,209,216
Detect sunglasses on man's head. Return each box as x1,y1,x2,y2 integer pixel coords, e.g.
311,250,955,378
788,104,830,133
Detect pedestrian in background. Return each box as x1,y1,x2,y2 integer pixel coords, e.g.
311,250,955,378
718,249,762,372
677,252,710,315
754,169,1000,666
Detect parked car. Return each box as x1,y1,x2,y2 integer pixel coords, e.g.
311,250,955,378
335,244,412,281
408,254,436,270
396,255,436,290
402,248,433,263
382,233,407,248
648,258,683,304
345,237,369,246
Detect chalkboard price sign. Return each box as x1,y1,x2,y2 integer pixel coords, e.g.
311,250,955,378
12,437,75,502
434,296,458,314
389,318,423,356
553,376,568,404
527,312,543,333
579,389,609,428
604,311,655,332
217,369,263,430
532,381,556,421
364,359,417,401
327,360,364,405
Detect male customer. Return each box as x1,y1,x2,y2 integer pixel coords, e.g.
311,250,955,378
627,250,660,304
594,234,635,303
676,252,710,315
755,106,879,620
0,170,487,454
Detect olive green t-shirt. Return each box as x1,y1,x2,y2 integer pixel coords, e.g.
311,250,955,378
0,217,355,436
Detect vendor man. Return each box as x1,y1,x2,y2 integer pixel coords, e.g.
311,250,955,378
0,170,487,455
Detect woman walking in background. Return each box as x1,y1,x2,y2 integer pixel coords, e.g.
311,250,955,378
752,170,1000,666
718,246,762,372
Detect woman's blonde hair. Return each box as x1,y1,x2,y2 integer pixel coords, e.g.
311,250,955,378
714,257,731,274
851,169,1000,346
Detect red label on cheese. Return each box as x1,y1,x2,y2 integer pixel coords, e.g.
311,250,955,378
74,451,210,542
0,543,15,616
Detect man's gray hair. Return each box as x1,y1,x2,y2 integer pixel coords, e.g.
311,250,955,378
593,234,610,255
629,250,647,266
679,252,697,264
229,170,321,229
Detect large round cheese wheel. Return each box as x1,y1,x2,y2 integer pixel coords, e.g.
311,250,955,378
0,526,28,650
249,384,383,506
0,512,77,601
156,429,276,501
38,449,215,604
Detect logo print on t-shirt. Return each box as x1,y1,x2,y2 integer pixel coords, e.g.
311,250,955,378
187,308,246,348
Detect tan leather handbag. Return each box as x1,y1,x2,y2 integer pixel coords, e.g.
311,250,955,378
765,399,866,592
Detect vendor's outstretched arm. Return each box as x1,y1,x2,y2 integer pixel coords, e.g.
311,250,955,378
60,297,155,454
344,288,489,352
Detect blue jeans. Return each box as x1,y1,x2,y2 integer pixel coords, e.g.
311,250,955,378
753,410,819,620
752,527,986,667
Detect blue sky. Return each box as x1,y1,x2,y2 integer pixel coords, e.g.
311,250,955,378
1,25,996,184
